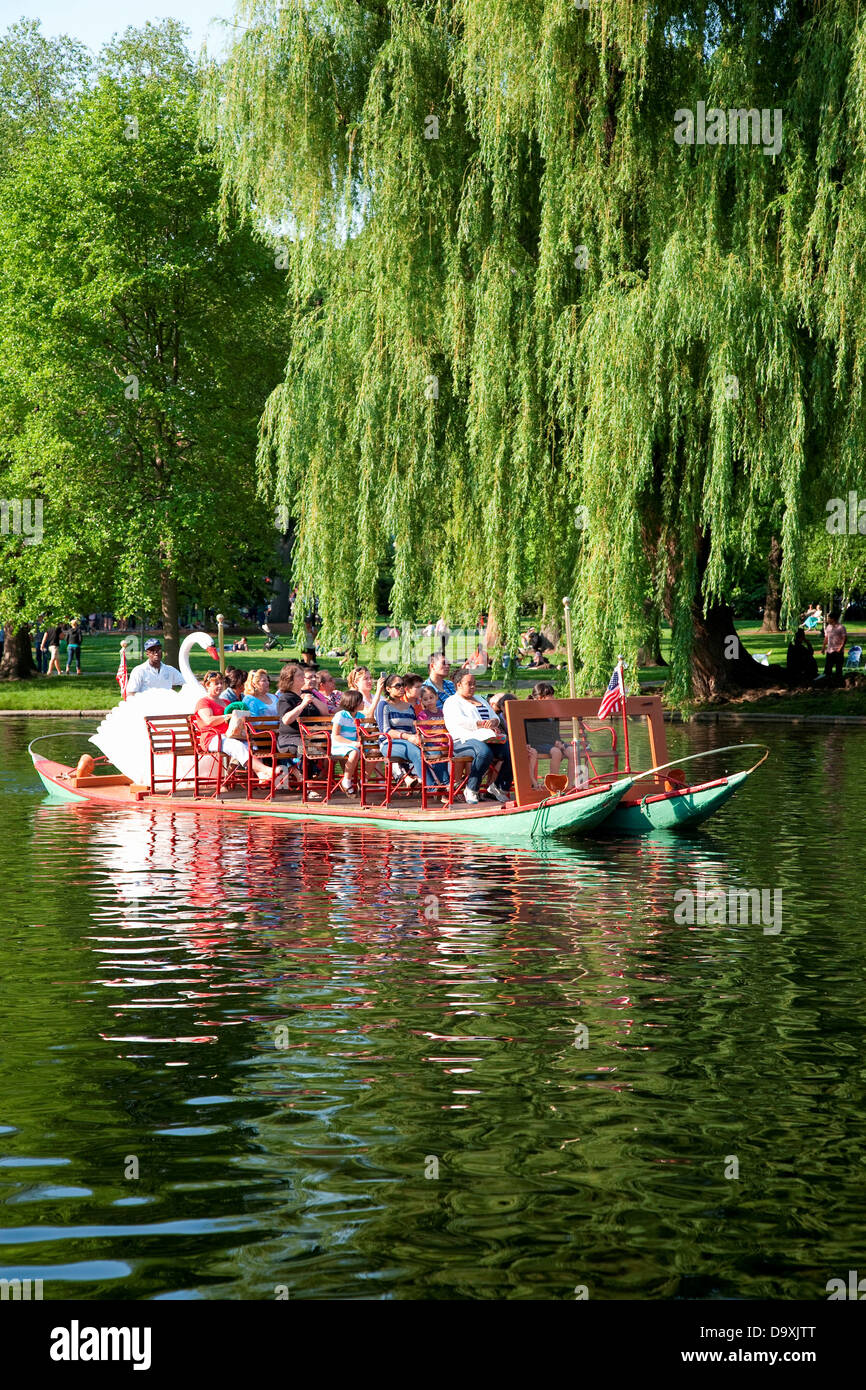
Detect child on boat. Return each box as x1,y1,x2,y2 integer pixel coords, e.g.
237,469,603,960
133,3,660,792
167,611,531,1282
331,690,364,796
525,681,577,788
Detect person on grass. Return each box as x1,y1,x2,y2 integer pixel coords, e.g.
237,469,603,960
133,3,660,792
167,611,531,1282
41,620,65,677
442,670,512,803
65,619,83,675
822,611,847,683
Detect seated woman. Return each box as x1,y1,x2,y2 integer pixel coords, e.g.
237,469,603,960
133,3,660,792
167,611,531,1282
787,628,818,684
194,671,273,787
221,666,246,704
316,668,342,713
402,673,424,714
242,668,278,715
377,674,447,791
301,665,332,715
525,680,577,787
347,665,386,720
442,670,512,803
331,690,364,796
275,661,325,796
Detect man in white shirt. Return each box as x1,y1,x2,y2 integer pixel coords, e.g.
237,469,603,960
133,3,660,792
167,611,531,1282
442,670,512,803
127,638,184,695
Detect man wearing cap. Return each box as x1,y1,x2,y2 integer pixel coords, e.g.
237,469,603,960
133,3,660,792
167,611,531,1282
127,638,184,695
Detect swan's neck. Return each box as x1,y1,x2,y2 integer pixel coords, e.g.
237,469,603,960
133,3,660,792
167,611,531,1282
178,635,195,685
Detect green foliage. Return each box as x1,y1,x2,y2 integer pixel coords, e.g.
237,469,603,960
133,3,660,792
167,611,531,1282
0,20,288,634
206,0,866,695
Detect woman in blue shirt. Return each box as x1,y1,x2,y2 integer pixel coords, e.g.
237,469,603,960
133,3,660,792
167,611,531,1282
377,675,446,790
242,668,278,715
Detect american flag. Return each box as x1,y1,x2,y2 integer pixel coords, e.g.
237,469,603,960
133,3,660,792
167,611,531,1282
116,644,128,700
597,662,625,719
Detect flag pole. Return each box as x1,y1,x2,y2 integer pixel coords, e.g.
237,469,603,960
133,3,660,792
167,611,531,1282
617,654,631,772
562,598,582,785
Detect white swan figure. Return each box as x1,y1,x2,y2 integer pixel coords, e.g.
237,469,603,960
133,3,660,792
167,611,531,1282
90,632,221,785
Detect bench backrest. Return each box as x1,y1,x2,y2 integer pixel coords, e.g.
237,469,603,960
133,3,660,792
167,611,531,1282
145,714,196,757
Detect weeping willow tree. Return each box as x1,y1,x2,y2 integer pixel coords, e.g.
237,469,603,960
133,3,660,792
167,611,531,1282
204,0,866,698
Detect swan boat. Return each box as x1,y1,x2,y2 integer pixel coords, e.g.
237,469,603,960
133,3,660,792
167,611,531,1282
28,676,766,841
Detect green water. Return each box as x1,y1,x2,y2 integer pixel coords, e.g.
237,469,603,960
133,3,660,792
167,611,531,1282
1,717,864,1300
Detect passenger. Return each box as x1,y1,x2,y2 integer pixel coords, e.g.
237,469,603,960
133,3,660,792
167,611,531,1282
347,665,386,720
422,653,457,711
417,683,440,724
442,670,512,804
275,662,324,797
222,666,247,704
525,680,577,788
331,690,364,796
242,668,278,715
194,671,272,787
377,674,446,791
316,668,342,713
402,673,424,715
488,690,517,733
303,667,333,717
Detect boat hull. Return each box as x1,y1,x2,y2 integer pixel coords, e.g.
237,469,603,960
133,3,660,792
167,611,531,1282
30,754,632,842
603,770,751,835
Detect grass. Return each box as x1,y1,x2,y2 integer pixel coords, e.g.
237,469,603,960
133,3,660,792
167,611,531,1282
2,619,864,714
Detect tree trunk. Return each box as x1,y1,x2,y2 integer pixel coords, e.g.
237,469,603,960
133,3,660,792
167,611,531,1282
637,599,667,668
0,622,36,680
690,598,779,699
687,531,778,698
160,569,180,668
760,535,783,633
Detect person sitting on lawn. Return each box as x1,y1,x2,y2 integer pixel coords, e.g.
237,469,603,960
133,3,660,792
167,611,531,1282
442,670,512,804
786,628,818,685
525,680,577,788
331,690,364,796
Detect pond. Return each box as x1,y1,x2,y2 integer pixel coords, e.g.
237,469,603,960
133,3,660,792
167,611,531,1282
0,716,863,1300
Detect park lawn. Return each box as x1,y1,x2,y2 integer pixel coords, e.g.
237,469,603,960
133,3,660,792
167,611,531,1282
2,620,864,712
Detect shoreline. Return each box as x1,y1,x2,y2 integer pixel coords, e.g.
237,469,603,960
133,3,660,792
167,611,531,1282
4,707,866,725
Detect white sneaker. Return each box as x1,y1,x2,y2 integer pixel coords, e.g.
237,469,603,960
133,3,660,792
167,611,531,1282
463,787,479,803
487,783,508,802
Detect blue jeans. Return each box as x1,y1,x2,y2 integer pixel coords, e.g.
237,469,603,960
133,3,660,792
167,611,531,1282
66,644,81,672
383,738,446,787
452,738,512,792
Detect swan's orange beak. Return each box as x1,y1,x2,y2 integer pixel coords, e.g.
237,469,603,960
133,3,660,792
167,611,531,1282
206,645,220,661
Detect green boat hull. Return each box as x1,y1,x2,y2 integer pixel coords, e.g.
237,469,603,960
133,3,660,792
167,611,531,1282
30,752,632,841
603,770,751,835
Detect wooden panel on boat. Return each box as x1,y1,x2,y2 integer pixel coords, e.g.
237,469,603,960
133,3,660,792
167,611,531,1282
505,695,666,807
71,774,133,788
